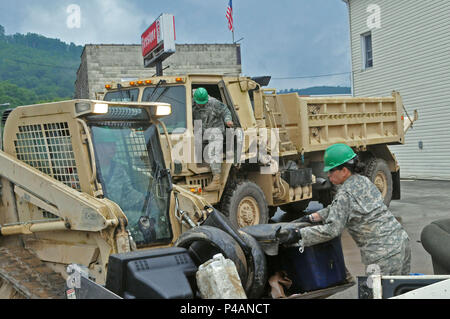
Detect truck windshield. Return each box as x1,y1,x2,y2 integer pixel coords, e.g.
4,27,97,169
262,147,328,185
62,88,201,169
142,85,186,133
89,119,172,247
104,89,139,102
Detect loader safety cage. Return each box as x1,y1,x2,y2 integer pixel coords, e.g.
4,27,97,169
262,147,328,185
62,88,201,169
87,106,173,247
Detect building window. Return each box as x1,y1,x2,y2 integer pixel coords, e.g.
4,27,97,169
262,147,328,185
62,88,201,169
361,32,373,69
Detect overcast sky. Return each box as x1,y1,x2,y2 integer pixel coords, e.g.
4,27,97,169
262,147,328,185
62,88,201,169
0,0,351,90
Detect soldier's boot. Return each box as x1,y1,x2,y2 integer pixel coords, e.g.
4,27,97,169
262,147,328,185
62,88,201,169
204,174,221,192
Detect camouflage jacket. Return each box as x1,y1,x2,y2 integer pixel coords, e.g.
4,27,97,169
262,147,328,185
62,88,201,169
300,174,409,265
193,97,232,135
99,161,170,243
99,160,145,212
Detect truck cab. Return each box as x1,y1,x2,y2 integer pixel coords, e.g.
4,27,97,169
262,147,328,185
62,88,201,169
102,75,314,228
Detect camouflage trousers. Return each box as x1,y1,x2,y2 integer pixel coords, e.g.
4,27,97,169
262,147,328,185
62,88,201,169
202,133,224,175
369,237,411,275
210,162,222,175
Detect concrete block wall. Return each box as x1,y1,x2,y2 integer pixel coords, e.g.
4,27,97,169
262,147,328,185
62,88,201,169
75,43,242,99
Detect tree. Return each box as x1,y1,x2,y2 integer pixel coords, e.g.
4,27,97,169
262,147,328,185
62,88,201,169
0,30,82,105
0,25,5,41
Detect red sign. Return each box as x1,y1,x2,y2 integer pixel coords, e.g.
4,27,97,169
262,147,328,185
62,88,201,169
141,19,161,57
141,14,176,68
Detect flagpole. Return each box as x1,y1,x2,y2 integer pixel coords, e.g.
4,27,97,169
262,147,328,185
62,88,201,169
226,0,234,43
232,1,234,43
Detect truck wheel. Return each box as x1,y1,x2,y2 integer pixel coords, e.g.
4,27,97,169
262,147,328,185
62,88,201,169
175,225,248,287
364,158,393,206
221,181,269,228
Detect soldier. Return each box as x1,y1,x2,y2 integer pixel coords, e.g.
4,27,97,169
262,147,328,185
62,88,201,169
93,128,162,243
94,130,145,210
288,143,411,275
193,87,233,191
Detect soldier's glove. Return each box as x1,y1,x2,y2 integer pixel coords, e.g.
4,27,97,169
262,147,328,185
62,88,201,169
277,228,302,245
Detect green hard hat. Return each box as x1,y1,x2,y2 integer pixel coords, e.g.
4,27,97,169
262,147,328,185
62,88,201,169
323,143,357,172
193,87,209,105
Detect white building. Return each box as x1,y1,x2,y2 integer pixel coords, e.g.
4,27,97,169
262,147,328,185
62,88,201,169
343,0,450,180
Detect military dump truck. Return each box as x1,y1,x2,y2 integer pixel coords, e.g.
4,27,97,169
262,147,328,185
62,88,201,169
0,99,356,299
100,74,417,228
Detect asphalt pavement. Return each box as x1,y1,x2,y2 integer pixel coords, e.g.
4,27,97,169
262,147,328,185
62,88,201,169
274,179,450,299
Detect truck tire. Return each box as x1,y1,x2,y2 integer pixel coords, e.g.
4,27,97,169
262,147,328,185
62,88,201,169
175,225,248,287
317,187,336,207
221,181,269,228
364,158,393,206
238,230,268,298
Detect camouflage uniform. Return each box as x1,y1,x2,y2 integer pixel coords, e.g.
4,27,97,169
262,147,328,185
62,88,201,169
100,161,170,243
99,161,146,240
300,174,411,275
99,160,145,211
193,97,232,174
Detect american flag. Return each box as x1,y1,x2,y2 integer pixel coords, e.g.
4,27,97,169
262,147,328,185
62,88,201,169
226,0,233,31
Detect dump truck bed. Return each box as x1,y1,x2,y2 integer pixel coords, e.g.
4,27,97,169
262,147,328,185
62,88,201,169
263,91,405,153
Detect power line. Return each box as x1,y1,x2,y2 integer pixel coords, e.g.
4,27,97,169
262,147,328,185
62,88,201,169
272,71,351,80
4,57,78,70
3,56,350,78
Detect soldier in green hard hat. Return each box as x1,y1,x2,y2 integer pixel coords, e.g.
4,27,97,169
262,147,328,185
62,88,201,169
193,87,233,192
289,143,411,275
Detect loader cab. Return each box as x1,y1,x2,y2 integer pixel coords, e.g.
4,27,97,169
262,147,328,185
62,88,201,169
86,105,173,248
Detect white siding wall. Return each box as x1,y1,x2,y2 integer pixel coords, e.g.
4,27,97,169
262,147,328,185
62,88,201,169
347,0,450,180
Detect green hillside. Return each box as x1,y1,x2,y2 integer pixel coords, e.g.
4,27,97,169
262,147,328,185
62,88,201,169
0,25,83,107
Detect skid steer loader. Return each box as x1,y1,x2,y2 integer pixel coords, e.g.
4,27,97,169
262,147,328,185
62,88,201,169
0,99,354,299
0,99,267,298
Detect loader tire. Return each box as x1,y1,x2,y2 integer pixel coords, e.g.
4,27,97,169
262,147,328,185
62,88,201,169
238,230,268,298
364,158,393,206
221,181,269,228
175,225,248,287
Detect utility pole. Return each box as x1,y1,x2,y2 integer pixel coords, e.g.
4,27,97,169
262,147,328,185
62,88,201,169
0,103,11,150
